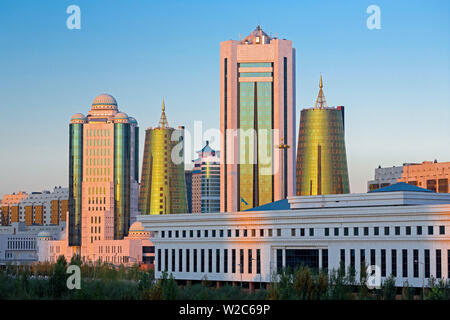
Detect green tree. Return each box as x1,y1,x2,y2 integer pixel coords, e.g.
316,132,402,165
382,275,397,300
49,255,68,299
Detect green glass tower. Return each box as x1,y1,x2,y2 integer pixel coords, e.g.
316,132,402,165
295,76,350,196
139,101,188,214
69,114,86,247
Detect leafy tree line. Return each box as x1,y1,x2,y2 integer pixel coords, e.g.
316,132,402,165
1,255,449,300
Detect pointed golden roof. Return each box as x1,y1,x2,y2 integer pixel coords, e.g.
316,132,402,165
158,99,169,128
314,75,328,109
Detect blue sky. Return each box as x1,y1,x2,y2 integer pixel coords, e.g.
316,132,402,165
0,0,449,197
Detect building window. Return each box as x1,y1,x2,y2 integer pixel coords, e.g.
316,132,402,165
216,249,220,273
391,249,397,277
322,249,328,270
227,230,232,237
256,249,261,274
381,249,386,277
439,226,445,235
259,229,264,237
197,230,201,238
220,230,224,237
406,226,411,235
239,249,244,274
402,249,408,278
448,250,450,279
190,230,193,237
291,228,296,236
428,226,434,235
248,249,253,274
224,249,228,273
251,229,256,237
204,230,208,238
164,249,168,272
186,249,190,272
182,230,186,238
395,227,400,236
340,249,345,267
277,229,281,237
417,226,422,235
374,227,379,236
232,249,236,273
193,249,197,272
309,228,314,236
436,249,442,279
157,249,161,272
425,249,430,278
300,228,305,236
324,228,329,236
171,249,175,272
168,231,172,238
384,227,390,236
353,227,359,236
235,230,240,237
161,231,165,238
212,230,216,237
201,249,205,273
350,249,355,270
344,227,349,236
268,229,273,237
334,228,339,236
179,249,183,272
360,249,365,274
277,249,283,273
208,249,212,273
364,227,369,236
413,249,419,278
244,229,248,237
371,249,376,267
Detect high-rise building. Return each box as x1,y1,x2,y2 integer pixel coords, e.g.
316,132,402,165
220,26,296,212
368,160,450,192
295,76,349,196
191,141,220,213
139,101,188,215
69,93,139,254
40,94,152,265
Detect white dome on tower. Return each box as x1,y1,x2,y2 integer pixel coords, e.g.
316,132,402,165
92,93,117,106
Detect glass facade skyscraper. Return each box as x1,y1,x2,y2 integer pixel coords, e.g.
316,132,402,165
220,26,296,212
68,94,139,256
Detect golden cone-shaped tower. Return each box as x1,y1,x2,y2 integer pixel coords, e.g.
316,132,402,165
139,101,188,214
295,77,349,196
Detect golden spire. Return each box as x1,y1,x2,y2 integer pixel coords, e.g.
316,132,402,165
158,99,169,128
314,75,328,109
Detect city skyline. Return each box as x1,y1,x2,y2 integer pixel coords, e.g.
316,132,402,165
0,0,449,198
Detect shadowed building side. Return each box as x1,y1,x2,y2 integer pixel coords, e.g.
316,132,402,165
296,76,349,196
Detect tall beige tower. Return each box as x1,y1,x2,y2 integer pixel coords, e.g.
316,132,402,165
220,26,296,212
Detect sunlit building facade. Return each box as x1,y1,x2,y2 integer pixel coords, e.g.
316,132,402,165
0,188,68,227
369,161,450,193
296,76,349,196
139,185,450,290
139,101,188,215
38,94,150,266
220,26,296,212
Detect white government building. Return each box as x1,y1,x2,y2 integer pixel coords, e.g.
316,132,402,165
138,183,450,289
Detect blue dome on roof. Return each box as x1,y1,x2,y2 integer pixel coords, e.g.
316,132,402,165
368,182,434,193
